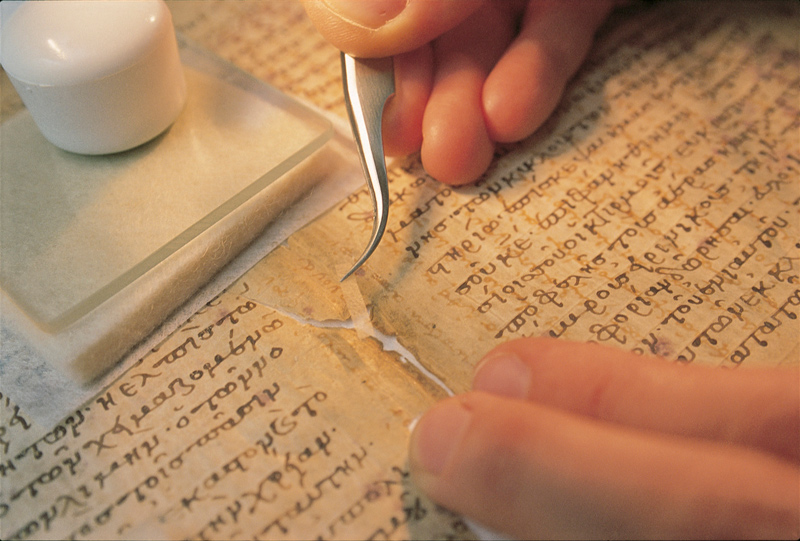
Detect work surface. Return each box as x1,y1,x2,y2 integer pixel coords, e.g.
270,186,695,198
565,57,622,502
1,1,798,539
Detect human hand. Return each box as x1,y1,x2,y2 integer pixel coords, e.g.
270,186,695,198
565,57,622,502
302,0,614,185
409,337,800,539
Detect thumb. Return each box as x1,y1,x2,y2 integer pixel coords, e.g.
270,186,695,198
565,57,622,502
301,0,485,57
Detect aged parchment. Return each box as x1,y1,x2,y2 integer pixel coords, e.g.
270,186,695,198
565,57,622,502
2,1,798,539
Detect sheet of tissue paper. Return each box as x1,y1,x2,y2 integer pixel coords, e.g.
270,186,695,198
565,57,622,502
0,37,364,424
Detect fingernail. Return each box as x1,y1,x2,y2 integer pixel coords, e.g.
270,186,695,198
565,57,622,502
473,351,531,399
411,400,471,476
323,0,407,29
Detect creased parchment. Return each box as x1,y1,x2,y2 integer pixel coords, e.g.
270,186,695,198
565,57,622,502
1,1,797,539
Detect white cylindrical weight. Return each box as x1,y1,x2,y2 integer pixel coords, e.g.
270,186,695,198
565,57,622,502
1,0,186,155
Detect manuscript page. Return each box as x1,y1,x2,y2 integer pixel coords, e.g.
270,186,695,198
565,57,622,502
1,1,798,540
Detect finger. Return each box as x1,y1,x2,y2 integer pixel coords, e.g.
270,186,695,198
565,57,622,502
419,3,516,185
382,45,433,157
300,0,485,58
473,337,800,463
410,392,800,540
483,0,614,142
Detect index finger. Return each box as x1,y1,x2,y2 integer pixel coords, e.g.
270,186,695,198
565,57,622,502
473,337,800,463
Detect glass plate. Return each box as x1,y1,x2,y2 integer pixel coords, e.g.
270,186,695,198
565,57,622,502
0,36,333,332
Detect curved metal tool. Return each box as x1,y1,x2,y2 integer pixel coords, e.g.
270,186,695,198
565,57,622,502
340,52,395,281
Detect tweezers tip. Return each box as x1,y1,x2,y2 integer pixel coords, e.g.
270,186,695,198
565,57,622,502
339,251,369,282
339,267,357,282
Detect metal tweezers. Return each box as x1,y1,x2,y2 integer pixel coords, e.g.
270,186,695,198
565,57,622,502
339,52,395,281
